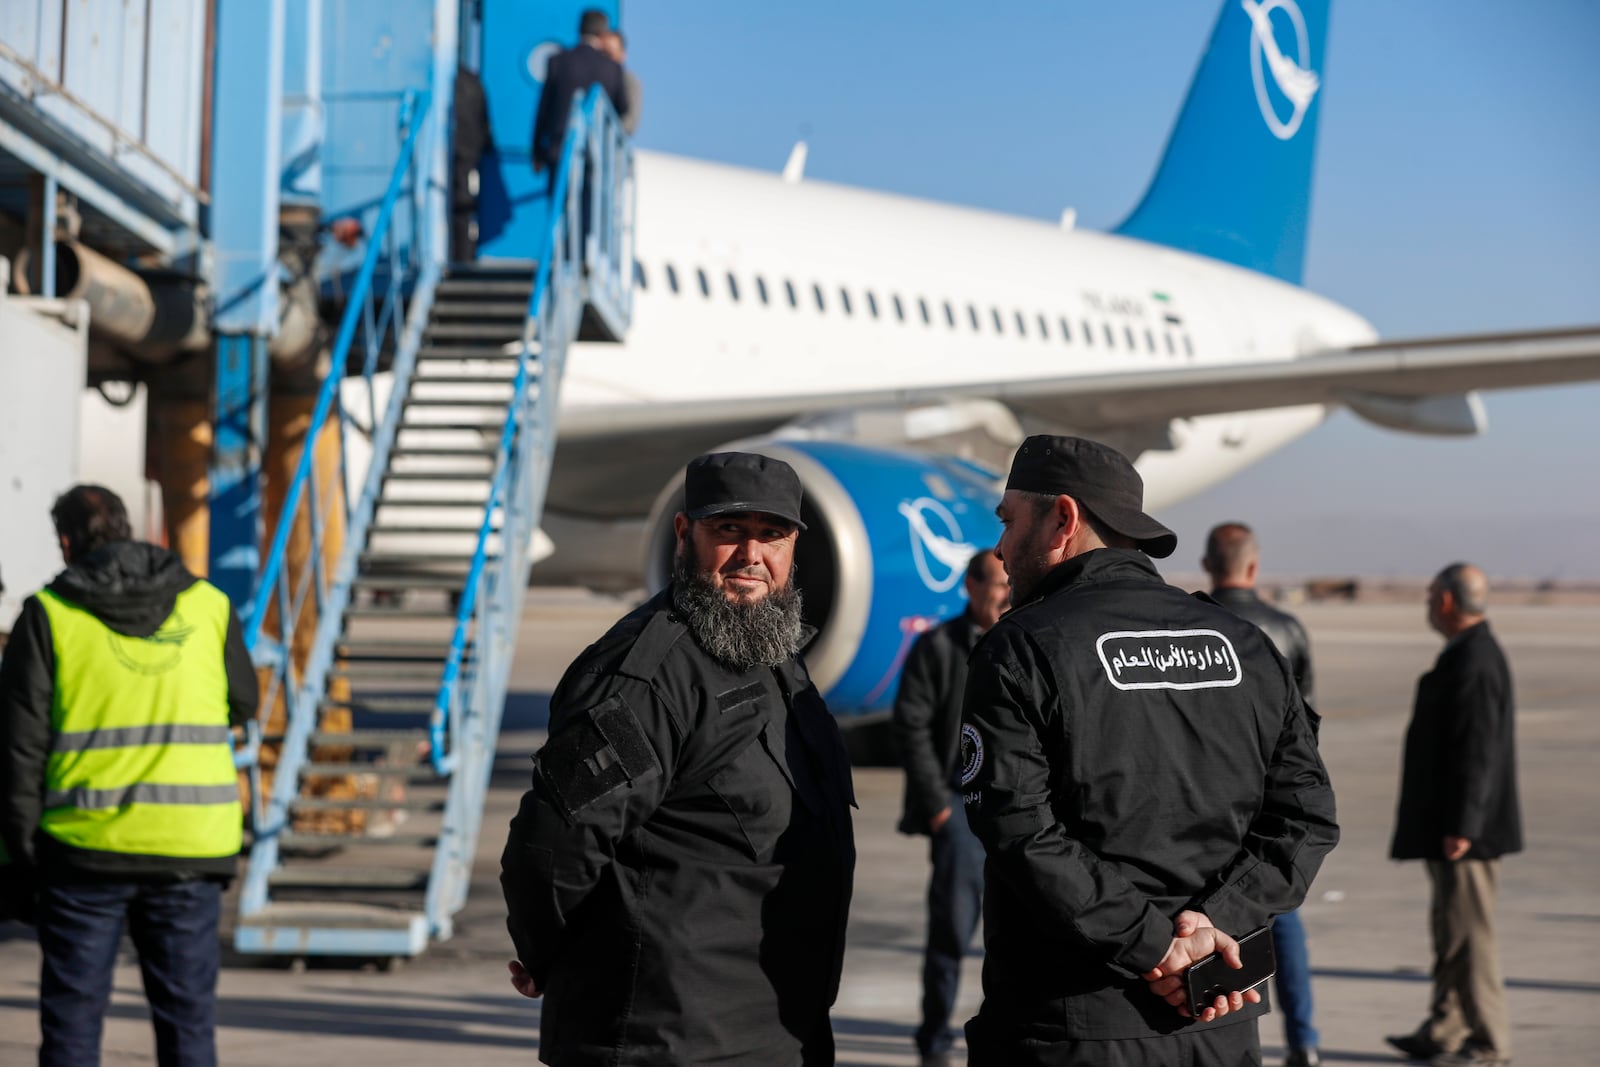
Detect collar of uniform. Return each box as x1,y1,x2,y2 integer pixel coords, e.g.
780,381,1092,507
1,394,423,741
1210,586,1261,608
1444,618,1489,651
1014,547,1162,610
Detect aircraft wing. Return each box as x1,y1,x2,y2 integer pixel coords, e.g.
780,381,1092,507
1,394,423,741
551,326,1600,516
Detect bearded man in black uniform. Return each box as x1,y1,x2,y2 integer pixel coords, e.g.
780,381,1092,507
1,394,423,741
501,452,856,1066
960,435,1339,1067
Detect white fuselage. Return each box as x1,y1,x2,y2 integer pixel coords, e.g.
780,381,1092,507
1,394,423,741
559,150,1379,511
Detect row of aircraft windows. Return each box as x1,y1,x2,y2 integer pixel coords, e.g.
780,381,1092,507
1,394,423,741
635,261,1195,357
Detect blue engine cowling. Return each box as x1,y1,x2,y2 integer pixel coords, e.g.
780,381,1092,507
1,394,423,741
642,440,1002,715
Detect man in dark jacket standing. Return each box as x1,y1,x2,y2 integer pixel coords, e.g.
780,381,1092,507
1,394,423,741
893,548,1008,1067
1387,563,1520,1066
0,485,258,1067
501,452,856,1066
532,9,628,175
961,436,1339,1067
1203,521,1323,1067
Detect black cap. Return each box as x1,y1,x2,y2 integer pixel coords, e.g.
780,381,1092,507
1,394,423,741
1005,435,1177,558
684,452,807,530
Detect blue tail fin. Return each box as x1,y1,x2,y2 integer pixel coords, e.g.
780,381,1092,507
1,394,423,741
1115,0,1329,284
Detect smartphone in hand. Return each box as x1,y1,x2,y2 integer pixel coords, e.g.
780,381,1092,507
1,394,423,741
1183,924,1276,1010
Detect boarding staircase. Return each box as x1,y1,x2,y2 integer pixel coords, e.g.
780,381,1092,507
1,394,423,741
234,86,634,958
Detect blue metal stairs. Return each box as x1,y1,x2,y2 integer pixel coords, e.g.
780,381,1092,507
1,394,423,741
235,87,634,958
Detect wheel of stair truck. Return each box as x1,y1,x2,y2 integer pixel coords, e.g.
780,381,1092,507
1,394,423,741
640,438,1003,763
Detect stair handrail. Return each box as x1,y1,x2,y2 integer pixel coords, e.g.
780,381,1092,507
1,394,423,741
428,86,630,775
233,78,449,917
242,87,433,653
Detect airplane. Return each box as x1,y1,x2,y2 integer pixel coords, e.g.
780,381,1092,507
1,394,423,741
378,0,1600,713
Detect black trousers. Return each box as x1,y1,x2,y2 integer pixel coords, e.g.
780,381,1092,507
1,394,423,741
966,1014,1261,1067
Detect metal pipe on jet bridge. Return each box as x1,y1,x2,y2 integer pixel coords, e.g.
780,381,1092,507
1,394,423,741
15,241,210,359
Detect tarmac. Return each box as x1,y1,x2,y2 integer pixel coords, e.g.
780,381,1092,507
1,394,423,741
1,593,1597,1065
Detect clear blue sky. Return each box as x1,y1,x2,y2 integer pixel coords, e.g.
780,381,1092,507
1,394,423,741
622,1,1600,579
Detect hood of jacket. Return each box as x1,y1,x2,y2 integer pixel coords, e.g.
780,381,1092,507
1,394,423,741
46,541,198,638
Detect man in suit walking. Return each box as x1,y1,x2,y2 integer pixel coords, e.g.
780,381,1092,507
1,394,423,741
1387,563,1521,1066
532,9,628,176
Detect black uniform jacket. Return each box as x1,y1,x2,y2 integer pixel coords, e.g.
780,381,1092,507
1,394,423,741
1210,587,1316,706
961,549,1339,1040
501,588,856,1066
0,541,257,882
532,42,627,172
1390,621,1521,861
893,611,980,835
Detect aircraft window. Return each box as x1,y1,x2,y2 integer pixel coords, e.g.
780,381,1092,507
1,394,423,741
1124,325,1137,349
968,304,981,331
697,269,712,298
990,308,1004,334
633,261,648,290
839,287,853,315
893,294,906,321
920,298,932,325
665,264,680,293
1058,316,1072,342
1183,333,1195,357
813,284,826,311
866,291,880,318
1037,314,1050,339
1082,319,1094,345
1015,311,1029,337
1103,323,1116,347
1164,332,1175,355
756,276,770,305
944,301,956,328
1145,328,1156,353
727,273,740,302
785,280,798,307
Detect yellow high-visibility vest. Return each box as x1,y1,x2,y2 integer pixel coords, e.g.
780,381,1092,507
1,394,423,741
36,582,241,859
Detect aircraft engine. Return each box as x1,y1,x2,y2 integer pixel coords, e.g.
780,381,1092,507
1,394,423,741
642,440,1002,715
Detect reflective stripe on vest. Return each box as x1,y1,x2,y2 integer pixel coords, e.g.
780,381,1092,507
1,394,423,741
36,582,242,860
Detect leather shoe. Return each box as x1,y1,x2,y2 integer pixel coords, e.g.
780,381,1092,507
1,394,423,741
1432,1048,1509,1065
1386,1033,1448,1060
1284,1049,1321,1067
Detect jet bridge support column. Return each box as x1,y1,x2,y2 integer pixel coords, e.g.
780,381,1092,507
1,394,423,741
206,0,287,605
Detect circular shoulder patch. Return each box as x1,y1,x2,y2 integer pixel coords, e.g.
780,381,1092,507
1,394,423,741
958,723,984,787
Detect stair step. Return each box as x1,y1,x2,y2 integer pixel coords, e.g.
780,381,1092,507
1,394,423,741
323,694,437,714
417,347,523,360
426,322,522,341
279,829,441,849
411,373,521,385
377,496,489,508
359,553,489,569
404,395,511,408
398,419,506,432
290,796,445,814
388,445,498,458
432,301,528,318
343,601,461,619
353,572,470,590
301,762,441,781
260,728,428,748
380,470,497,482
268,867,430,890
438,280,534,298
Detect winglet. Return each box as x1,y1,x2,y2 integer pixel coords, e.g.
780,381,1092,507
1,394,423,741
782,141,807,184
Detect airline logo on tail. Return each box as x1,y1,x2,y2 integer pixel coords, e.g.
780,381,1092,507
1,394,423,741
1243,0,1320,140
